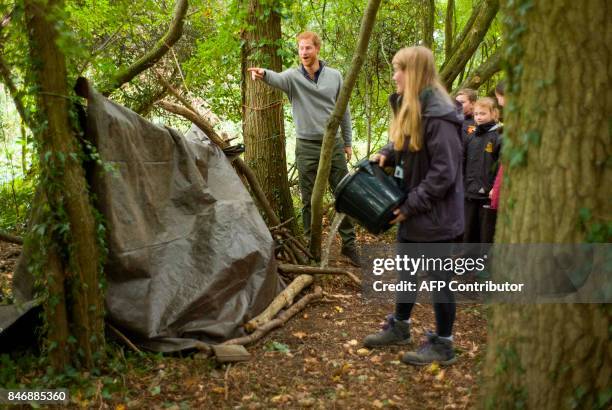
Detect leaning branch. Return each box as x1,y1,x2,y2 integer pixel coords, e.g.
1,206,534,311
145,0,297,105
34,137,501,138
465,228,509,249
0,11,32,129
439,0,499,89
156,100,224,146
102,0,188,95
456,47,502,91
309,0,382,260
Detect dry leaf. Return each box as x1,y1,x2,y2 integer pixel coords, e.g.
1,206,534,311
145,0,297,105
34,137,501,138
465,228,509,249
372,399,384,408
356,348,370,356
292,331,307,339
211,386,225,394
334,306,344,313
348,339,359,346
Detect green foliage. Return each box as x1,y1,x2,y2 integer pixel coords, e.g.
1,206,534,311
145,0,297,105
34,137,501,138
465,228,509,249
0,344,160,405
578,208,612,243
0,175,35,232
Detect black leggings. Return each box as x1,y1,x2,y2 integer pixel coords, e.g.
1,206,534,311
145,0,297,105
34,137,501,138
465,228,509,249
394,239,457,338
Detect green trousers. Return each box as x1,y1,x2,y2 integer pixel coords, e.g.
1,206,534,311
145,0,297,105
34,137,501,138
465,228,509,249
295,138,356,248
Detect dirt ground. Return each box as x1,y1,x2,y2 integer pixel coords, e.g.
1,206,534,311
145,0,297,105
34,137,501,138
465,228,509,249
0,230,488,409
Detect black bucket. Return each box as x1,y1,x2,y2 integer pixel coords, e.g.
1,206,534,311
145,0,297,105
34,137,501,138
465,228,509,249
334,159,405,234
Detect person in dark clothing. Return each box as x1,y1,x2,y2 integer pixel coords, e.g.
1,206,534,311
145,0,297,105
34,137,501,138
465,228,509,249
463,97,502,244
363,46,464,366
456,88,477,141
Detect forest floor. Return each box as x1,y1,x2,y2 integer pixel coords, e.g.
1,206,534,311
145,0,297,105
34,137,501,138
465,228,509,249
0,226,488,409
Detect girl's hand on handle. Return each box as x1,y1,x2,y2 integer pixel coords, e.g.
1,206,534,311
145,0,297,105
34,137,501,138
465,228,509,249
389,208,406,224
370,153,387,167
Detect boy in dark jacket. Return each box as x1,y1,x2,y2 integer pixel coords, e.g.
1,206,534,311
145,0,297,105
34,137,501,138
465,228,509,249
463,97,502,244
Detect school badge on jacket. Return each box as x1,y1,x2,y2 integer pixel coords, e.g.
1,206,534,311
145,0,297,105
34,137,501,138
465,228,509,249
485,142,494,153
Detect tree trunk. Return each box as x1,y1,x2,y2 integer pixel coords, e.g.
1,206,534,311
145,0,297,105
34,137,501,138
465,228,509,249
482,0,611,407
241,0,297,234
309,0,382,259
25,0,104,369
439,0,499,90
445,0,454,61
422,0,435,49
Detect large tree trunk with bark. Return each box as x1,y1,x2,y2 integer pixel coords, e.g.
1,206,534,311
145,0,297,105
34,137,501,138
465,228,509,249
241,0,297,234
309,0,382,259
482,0,611,407
25,0,104,369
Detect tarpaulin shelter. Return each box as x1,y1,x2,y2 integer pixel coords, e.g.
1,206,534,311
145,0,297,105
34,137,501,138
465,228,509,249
1,81,281,352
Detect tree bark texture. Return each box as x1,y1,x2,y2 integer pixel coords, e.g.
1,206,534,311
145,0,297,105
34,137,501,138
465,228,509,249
444,0,454,61
422,0,435,49
309,0,382,259
241,0,297,234
440,0,499,90
482,0,611,408
25,0,104,369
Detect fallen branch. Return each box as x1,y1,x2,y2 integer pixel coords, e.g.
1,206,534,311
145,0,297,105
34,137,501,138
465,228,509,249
0,230,23,245
223,286,323,346
278,263,362,287
107,323,142,353
102,0,189,95
269,217,295,231
244,274,313,333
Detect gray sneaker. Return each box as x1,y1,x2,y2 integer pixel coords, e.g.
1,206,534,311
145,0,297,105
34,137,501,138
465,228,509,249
363,314,411,348
401,332,456,366
341,246,361,267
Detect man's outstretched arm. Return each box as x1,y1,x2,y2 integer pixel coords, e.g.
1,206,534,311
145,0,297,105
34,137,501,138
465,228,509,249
247,67,292,98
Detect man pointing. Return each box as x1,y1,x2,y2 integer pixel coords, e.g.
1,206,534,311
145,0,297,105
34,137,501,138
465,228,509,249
248,31,359,266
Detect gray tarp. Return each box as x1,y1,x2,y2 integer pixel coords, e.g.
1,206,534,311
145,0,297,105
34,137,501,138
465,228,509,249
3,82,281,352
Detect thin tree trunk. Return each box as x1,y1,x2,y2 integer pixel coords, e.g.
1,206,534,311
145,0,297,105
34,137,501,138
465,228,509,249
20,122,27,175
309,0,382,259
422,0,435,49
445,0,454,61
25,0,104,369
440,0,499,89
241,0,297,234
482,0,611,407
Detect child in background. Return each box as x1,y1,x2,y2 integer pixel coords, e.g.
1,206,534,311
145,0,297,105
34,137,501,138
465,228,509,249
455,88,477,141
489,81,505,211
463,97,502,244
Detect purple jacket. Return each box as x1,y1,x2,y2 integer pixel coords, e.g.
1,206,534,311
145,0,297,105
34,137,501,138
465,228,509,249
379,89,465,242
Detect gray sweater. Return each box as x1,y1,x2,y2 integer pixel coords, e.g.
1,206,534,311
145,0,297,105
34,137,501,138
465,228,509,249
263,65,352,146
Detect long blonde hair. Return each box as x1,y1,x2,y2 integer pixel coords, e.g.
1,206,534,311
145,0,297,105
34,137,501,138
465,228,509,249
390,46,451,151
